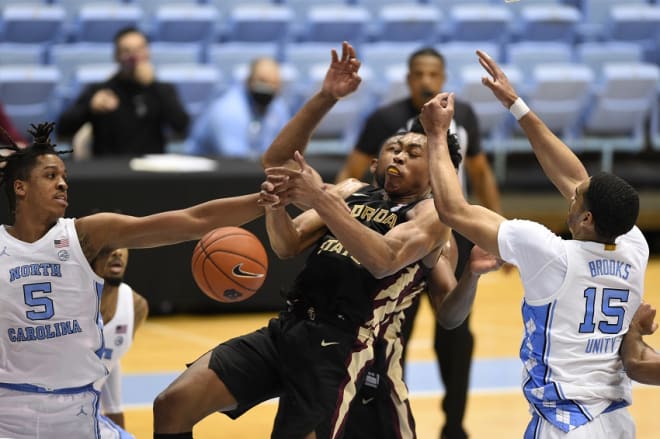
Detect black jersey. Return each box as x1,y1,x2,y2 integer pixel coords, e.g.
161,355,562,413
287,185,432,327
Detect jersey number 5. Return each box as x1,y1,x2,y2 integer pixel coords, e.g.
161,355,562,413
578,287,629,334
23,282,54,320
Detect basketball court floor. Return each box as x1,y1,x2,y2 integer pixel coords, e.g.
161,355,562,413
120,259,660,438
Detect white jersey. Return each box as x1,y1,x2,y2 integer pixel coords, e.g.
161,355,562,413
499,220,649,433
97,283,135,414
0,218,107,391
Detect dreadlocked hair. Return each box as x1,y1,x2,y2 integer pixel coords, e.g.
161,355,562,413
1,122,71,224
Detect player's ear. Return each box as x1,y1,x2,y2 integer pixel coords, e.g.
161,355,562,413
369,158,378,175
14,179,26,197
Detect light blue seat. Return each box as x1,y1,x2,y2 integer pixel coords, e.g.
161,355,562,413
578,62,659,171
283,42,338,79
226,3,293,43
130,0,199,18
0,43,45,65
150,42,203,67
515,4,581,43
151,4,219,44
207,41,280,80
0,3,65,44
377,63,408,107
374,3,441,43
157,63,222,118
578,0,647,41
438,41,501,92
70,62,116,98
0,65,60,135
281,0,347,39
360,41,425,93
605,4,660,63
75,3,143,43
302,4,370,43
447,5,513,44
506,42,573,93
575,41,644,85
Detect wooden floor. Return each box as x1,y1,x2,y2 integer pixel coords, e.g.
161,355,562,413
121,258,660,438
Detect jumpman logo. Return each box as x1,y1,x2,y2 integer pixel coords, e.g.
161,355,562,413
0,246,9,257
76,405,87,416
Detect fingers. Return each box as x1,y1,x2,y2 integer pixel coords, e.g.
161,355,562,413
330,48,339,64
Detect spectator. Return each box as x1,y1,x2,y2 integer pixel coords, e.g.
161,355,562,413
56,26,189,157
184,57,290,159
336,46,501,439
0,102,26,146
93,247,149,436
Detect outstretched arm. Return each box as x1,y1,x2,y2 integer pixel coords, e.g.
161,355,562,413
622,302,660,385
261,41,362,169
421,92,505,257
476,50,588,200
430,244,504,329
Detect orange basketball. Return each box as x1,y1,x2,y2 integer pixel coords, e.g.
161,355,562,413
191,226,268,303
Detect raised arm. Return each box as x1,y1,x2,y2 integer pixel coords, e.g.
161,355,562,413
261,41,362,169
421,93,505,257
476,50,588,200
621,302,660,385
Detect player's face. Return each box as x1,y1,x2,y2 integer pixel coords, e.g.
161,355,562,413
17,154,68,221
407,55,446,111
115,32,149,71
376,132,430,199
95,248,129,284
567,179,590,238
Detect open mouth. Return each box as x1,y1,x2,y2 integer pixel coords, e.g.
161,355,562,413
386,166,400,176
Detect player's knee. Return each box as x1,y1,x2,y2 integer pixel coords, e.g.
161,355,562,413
153,387,185,428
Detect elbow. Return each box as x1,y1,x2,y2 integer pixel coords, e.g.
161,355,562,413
436,315,464,330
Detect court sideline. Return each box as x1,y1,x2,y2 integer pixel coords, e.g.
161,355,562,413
120,259,660,438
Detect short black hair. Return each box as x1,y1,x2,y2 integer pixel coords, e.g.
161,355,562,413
0,122,70,224
113,26,148,47
408,47,445,70
584,172,639,242
399,116,462,170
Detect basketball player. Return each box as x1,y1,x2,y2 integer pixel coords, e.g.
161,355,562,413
0,123,268,439
152,41,502,439
622,302,660,385
93,247,149,437
419,50,649,438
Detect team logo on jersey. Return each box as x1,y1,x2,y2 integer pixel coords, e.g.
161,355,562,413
115,335,124,346
57,249,70,261
0,246,9,256
116,324,127,334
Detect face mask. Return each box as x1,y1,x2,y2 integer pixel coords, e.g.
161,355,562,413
249,81,277,108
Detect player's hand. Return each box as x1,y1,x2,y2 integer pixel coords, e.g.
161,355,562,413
420,92,454,137
321,41,362,100
258,174,289,209
264,151,325,210
477,50,519,109
468,245,504,275
90,89,119,113
630,302,658,336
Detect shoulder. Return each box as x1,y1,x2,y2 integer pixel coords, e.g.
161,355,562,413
336,178,369,199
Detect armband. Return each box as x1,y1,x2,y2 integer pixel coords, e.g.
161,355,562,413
509,97,530,121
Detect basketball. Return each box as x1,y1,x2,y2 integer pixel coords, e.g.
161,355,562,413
191,226,268,303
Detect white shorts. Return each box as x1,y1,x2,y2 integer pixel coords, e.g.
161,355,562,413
525,407,635,439
0,386,131,439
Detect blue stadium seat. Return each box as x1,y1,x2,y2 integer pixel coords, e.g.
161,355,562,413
0,43,45,65
360,41,425,93
446,5,513,44
437,41,501,92
226,3,293,43
151,4,219,44
156,63,222,119
578,0,647,41
0,65,60,136
150,42,203,67
283,42,338,79
302,4,370,43
75,3,143,43
0,4,65,44
281,0,348,39
375,3,442,43
207,41,280,80
516,4,581,43
130,0,199,18
70,62,116,97
506,42,573,92
605,4,660,64
575,41,644,84
578,62,659,171
377,63,408,107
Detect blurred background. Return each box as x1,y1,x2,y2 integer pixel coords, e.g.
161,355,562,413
0,0,659,313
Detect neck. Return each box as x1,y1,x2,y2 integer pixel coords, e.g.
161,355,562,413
100,284,120,324
7,216,58,243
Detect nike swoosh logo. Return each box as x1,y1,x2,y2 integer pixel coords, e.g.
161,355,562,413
232,263,264,278
362,397,374,405
320,340,340,347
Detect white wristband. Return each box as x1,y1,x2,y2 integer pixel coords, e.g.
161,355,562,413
509,97,530,121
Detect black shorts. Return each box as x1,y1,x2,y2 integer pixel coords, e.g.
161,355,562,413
209,311,365,439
